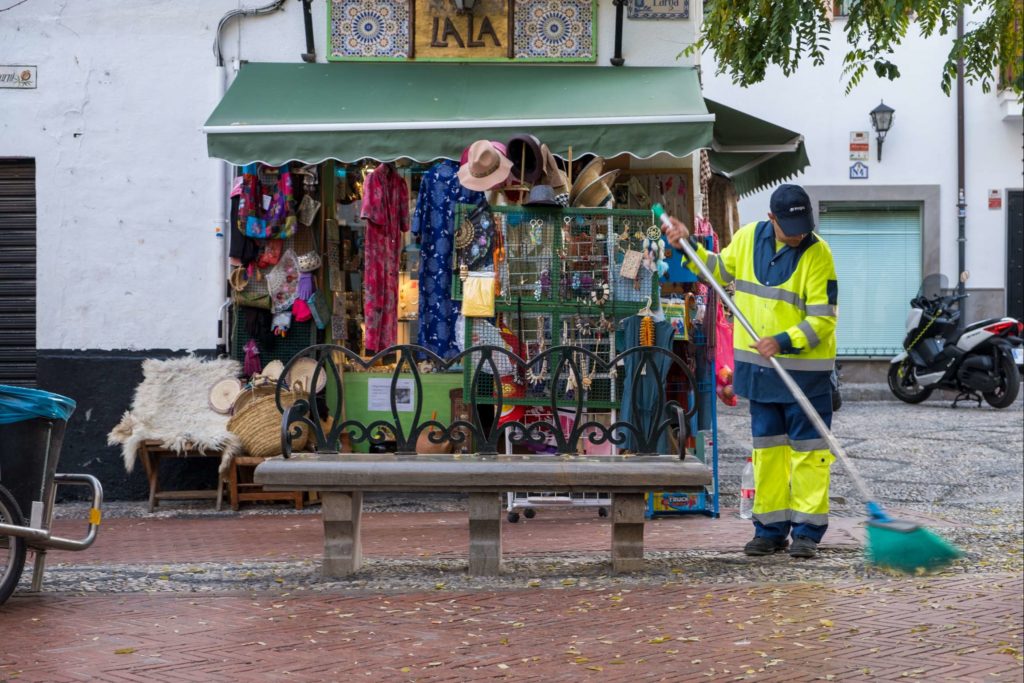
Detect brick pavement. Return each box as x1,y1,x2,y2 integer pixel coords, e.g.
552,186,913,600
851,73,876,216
1,576,1020,682
42,507,872,565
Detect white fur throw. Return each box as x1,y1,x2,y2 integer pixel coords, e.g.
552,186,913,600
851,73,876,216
108,355,243,474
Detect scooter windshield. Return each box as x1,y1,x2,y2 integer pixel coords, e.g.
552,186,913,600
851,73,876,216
918,274,949,300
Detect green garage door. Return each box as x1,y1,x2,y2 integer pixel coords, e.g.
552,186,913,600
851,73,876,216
818,204,922,356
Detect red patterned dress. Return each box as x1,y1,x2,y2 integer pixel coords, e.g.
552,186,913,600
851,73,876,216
359,164,409,354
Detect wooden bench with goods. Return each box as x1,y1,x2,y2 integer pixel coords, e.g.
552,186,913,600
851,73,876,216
254,344,713,577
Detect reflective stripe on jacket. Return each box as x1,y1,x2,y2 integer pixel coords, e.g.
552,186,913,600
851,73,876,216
685,221,838,401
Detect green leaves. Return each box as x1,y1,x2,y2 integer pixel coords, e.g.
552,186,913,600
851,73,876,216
694,0,1024,98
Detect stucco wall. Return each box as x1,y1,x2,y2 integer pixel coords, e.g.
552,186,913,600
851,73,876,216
701,17,1023,294
1,0,699,353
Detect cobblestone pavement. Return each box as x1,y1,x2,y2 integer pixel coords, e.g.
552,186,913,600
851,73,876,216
0,400,1020,681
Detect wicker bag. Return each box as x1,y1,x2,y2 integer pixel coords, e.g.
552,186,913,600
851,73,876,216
227,390,309,457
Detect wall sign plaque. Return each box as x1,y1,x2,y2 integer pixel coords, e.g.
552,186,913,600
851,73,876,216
627,0,689,20
0,65,37,89
329,0,595,62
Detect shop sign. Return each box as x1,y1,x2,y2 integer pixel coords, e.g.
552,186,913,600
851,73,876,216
849,161,869,180
988,189,1002,209
0,65,36,89
849,131,869,161
414,0,511,60
328,0,596,62
627,0,690,20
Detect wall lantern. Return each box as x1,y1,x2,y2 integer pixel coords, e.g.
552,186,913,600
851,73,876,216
869,100,895,162
452,0,477,12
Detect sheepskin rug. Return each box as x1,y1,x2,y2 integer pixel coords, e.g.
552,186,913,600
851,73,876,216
108,355,243,474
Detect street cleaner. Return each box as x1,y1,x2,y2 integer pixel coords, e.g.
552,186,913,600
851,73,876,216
663,184,838,559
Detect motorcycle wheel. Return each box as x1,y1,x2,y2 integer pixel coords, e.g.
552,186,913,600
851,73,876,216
0,484,27,606
983,352,1021,409
887,360,934,404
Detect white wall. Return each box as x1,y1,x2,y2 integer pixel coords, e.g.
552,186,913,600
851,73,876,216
702,18,1023,290
1,0,701,352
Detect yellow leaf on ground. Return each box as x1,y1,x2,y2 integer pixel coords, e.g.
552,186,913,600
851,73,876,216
820,619,834,628
114,648,136,655
648,636,671,644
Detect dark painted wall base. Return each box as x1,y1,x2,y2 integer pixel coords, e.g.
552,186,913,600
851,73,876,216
36,349,219,501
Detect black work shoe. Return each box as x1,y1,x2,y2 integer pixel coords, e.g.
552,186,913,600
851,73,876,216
789,537,818,559
743,537,788,556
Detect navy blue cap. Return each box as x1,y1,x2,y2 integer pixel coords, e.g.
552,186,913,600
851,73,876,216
769,184,814,236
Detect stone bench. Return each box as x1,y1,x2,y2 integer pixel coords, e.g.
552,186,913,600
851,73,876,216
255,452,712,576
253,342,711,577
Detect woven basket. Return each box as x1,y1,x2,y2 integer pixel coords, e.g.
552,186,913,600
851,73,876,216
228,390,309,458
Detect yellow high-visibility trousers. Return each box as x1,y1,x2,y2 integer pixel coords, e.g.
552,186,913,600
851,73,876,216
749,394,834,542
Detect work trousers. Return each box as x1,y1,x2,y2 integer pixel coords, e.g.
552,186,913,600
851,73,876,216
749,394,834,543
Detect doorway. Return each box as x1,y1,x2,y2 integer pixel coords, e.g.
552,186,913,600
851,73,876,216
1007,190,1023,321
0,159,37,386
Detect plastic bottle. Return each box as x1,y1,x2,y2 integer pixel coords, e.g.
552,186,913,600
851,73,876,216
739,457,755,520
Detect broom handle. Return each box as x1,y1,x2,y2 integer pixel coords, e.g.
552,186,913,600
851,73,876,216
654,206,878,509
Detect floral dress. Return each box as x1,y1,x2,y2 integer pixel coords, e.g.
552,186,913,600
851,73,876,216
411,160,483,359
360,164,409,354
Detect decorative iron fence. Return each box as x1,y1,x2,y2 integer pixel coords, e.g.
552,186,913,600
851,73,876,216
275,344,698,459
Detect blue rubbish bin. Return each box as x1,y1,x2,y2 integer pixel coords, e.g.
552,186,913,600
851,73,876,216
0,386,76,521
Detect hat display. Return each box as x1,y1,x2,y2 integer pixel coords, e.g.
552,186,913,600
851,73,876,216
524,185,560,207
506,134,544,186
458,140,513,191
571,170,620,208
568,156,605,206
769,183,815,236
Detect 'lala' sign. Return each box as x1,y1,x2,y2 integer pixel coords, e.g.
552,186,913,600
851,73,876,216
415,0,510,59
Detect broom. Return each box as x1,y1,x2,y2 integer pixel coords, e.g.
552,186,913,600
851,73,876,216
653,204,962,573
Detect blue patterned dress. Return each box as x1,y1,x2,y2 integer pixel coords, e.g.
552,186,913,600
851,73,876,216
412,160,483,359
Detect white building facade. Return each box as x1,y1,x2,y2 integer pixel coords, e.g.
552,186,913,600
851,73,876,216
703,14,1024,371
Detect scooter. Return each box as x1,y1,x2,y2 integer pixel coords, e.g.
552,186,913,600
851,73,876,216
888,273,1023,408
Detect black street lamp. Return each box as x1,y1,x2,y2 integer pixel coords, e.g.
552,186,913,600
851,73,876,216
869,101,895,162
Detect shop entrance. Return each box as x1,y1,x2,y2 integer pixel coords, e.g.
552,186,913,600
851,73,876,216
1007,190,1023,320
0,158,36,386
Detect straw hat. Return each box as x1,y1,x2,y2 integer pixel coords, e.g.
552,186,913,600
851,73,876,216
287,357,328,394
571,170,620,208
540,144,570,199
568,156,605,205
458,140,513,192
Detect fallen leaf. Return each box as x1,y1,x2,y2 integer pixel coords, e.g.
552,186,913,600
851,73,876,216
649,636,671,644
113,648,136,655
820,619,834,628
497,663,509,670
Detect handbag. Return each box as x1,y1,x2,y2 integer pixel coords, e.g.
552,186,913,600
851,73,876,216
229,267,272,310
256,239,284,269
237,164,299,240
462,272,496,318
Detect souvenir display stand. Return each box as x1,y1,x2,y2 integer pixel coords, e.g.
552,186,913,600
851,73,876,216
223,149,720,518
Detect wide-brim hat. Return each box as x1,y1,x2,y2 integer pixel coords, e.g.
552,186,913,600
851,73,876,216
460,140,508,165
571,170,620,208
568,156,606,205
458,140,514,192
540,144,570,195
524,185,560,207
506,134,544,186
287,357,328,394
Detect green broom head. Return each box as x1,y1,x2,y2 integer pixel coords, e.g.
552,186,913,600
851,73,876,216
865,519,964,574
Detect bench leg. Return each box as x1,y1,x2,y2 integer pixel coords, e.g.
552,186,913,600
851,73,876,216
611,493,646,573
468,492,502,576
321,492,363,578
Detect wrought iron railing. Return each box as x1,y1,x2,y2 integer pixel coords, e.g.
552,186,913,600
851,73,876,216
275,344,698,459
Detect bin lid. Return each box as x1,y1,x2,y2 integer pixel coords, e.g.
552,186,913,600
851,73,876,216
0,385,76,424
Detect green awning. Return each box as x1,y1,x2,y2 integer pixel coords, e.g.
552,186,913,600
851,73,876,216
706,99,809,196
204,62,714,165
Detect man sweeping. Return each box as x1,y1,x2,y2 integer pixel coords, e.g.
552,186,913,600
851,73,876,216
664,184,838,559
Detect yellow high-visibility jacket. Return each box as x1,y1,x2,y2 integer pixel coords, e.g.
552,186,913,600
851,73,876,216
686,221,838,402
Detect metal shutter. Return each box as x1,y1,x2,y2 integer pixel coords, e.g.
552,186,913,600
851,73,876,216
818,204,922,356
0,159,36,386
